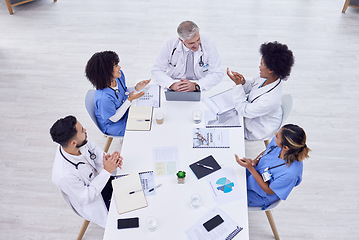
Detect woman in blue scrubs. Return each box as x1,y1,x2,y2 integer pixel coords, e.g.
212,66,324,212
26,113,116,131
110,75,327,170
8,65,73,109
85,51,150,136
235,124,310,210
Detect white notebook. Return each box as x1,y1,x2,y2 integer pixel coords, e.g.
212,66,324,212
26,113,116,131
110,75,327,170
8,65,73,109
126,106,153,131
111,173,148,215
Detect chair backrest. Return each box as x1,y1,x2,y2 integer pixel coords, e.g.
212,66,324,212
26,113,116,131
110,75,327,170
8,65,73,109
59,190,82,217
85,89,98,126
280,94,293,127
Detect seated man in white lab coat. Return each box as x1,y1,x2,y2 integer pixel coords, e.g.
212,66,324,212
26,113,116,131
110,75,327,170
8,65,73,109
152,20,223,92
50,115,123,228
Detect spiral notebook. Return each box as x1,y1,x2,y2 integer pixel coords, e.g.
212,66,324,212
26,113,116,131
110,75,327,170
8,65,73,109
111,173,148,215
193,128,230,148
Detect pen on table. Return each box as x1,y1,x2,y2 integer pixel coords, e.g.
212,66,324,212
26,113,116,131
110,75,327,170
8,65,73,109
196,163,214,170
129,184,163,195
129,189,143,194
148,184,162,192
136,119,151,122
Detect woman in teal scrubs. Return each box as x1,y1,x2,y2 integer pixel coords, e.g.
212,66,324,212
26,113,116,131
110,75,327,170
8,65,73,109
235,124,310,210
85,51,150,136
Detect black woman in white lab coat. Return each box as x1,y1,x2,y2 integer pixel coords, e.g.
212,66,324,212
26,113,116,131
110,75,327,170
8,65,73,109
227,41,295,141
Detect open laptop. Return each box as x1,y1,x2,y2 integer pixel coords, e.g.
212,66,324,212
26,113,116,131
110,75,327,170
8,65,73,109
164,89,201,102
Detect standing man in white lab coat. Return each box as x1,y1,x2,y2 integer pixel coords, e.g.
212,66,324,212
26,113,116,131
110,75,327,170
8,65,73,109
152,20,223,92
50,115,123,228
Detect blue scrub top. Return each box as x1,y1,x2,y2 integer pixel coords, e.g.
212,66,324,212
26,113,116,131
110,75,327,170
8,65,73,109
247,137,303,209
94,70,129,136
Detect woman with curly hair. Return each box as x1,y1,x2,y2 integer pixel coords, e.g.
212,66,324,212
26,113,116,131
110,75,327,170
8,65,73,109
235,124,310,209
85,51,150,136
227,41,294,141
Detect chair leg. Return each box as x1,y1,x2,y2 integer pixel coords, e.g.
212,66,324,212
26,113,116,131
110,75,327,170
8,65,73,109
103,136,113,153
342,0,351,13
5,0,14,14
265,210,280,240
77,220,90,240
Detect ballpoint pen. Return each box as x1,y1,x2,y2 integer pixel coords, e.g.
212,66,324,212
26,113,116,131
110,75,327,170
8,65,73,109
148,184,162,192
129,184,163,194
136,119,151,122
196,163,214,170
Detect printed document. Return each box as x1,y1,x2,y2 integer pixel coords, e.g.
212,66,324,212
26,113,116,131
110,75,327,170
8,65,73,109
153,146,179,176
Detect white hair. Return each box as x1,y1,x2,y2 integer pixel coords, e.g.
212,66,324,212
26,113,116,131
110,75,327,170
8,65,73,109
177,21,199,40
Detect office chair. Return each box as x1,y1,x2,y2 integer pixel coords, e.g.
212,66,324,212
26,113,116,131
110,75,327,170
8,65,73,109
5,0,57,15
248,200,282,240
85,89,123,153
264,94,293,147
342,0,359,13
59,190,90,240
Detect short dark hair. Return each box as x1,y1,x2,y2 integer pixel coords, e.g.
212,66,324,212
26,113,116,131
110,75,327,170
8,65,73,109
50,115,77,147
85,51,119,90
260,41,294,80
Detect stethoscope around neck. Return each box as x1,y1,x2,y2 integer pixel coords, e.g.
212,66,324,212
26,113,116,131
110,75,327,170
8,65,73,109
59,147,96,170
169,43,204,67
109,79,128,103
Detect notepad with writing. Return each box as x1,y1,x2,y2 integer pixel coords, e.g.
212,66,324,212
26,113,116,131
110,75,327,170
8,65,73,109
126,106,153,131
111,173,148,215
189,155,221,179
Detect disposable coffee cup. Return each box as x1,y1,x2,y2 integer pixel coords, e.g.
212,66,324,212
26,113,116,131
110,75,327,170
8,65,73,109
155,112,164,125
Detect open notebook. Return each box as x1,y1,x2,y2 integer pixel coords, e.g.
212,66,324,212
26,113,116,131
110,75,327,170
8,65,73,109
111,173,148,215
126,106,153,131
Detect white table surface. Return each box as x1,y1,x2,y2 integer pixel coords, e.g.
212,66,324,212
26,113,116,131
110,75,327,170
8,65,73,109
103,82,249,240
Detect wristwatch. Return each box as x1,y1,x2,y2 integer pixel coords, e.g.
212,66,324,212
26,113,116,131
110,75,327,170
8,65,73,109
195,84,201,92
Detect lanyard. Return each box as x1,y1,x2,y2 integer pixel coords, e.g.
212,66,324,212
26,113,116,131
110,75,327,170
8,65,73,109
261,146,276,158
261,146,286,172
266,163,285,171
249,79,281,103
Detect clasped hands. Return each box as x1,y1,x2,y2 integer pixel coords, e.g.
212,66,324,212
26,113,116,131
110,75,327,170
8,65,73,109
169,79,197,92
128,79,151,102
103,151,123,174
235,154,259,171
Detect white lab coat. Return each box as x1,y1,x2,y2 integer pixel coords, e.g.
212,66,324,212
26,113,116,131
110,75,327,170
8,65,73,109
152,35,223,91
52,140,113,228
232,77,283,141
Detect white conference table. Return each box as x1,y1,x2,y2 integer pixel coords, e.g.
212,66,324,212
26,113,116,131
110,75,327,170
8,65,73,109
103,82,249,240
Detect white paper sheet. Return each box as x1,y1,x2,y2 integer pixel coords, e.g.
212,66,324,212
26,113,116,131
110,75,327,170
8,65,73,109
152,146,179,176
206,168,243,206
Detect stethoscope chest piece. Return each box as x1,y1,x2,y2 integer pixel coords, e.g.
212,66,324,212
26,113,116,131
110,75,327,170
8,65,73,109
88,150,96,160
